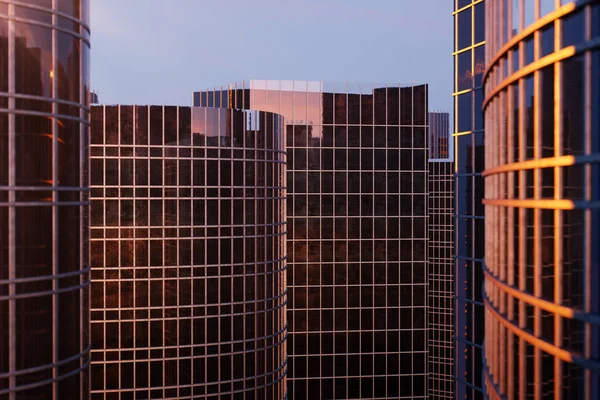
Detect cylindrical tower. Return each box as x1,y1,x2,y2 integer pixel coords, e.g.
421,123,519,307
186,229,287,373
89,105,288,399
483,1,600,398
0,1,91,399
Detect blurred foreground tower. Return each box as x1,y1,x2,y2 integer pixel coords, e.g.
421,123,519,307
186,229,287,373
483,1,600,398
0,1,91,398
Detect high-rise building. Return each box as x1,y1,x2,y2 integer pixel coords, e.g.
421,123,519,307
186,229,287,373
428,159,454,399
89,105,288,399
483,1,600,398
196,80,429,399
0,1,91,398
429,112,450,159
453,0,486,398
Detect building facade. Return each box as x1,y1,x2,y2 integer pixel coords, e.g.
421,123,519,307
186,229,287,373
89,105,288,399
428,159,454,399
196,80,429,399
0,1,91,399
453,0,486,398
429,112,450,159
483,1,600,398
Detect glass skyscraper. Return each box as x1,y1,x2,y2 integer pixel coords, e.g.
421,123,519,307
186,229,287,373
428,159,455,399
454,0,486,398
89,105,288,399
0,1,91,398
483,1,600,398
196,81,429,399
429,112,450,159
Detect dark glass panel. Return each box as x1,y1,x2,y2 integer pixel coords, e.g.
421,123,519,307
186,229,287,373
400,87,413,125
374,87,387,125
348,93,360,124
413,85,426,125
457,50,472,91
474,2,484,43
457,8,472,50
474,45,485,87
562,9,585,47
14,22,52,103
541,24,555,58
387,87,399,125
457,92,472,132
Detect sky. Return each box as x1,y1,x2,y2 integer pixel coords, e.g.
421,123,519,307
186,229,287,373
91,0,453,113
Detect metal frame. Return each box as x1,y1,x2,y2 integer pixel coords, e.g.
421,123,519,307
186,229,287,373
0,0,90,398
89,105,289,400
483,1,600,399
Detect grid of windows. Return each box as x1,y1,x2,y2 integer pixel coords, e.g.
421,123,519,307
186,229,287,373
453,0,486,398
196,80,429,399
89,105,288,399
429,112,450,159
483,1,600,399
0,1,91,398
428,160,454,399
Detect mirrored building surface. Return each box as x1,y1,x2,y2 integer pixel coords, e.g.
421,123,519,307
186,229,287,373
0,1,91,398
429,112,450,159
196,81,429,399
428,159,454,399
453,0,486,397
483,1,600,398
89,105,288,399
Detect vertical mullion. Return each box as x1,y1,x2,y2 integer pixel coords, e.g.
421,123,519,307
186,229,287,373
117,105,122,393
506,51,515,400
517,9,527,396
532,4,542,397
554,10,564,400
51,0,59,397
7,2,16,399
175,106,180,398
132,106,137,395
160,106,165,395
146,106,151,397
79,5,86,396
189,106,194,398
583,5,593,399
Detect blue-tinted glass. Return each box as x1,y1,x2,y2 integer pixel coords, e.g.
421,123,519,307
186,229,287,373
593,5,600,38
474,90,483,131
474,3,484,43
458,51,472,91
458,9,472,50
525,36,534,65
457,0,471,9
541,25,555,57
540,0,555,17
456,133,472,174
457,92,473,133
474,46,485,88
563,10,585,47
524,0,536,28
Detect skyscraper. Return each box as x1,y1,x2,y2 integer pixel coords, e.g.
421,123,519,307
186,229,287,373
89,105,288,399
0,1,91,398
428,158,454,399
483,1,600,398
429,112,450,159
453,0,486,398
196,80,429,399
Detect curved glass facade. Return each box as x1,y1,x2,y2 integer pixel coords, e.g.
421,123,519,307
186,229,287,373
453,0,486,398
0,0,91,398
483,1,600,398
89,105,288,399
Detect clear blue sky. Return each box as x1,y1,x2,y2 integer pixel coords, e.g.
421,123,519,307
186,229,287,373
91,0,452,113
